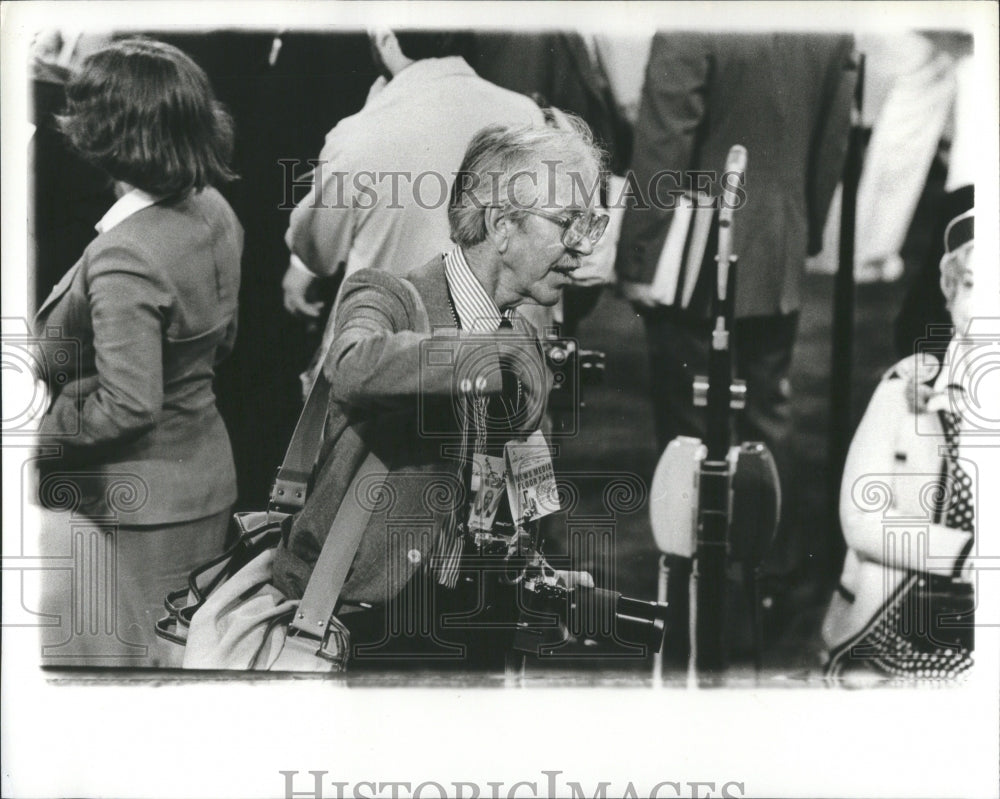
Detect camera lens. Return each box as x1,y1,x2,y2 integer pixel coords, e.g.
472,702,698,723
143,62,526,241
567,587,667,654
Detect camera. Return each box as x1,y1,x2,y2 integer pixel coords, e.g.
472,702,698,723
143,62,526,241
512,573,667,658
545,338,606,434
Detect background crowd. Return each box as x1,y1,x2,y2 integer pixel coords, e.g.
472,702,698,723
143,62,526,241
27,26,983,675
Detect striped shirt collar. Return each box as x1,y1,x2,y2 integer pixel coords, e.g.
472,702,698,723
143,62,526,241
443,246,513,332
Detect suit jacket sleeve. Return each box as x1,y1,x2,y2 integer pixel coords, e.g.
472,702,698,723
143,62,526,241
326,269,507,411
839,376,972,573
806,37,856,256
285,127,357,277
40,245,172,448
615,33,710,285
217,312,238,364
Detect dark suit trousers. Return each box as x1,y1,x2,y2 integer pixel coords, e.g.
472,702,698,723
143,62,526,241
643,308,797,458
642,308,798,665
341,566,518,673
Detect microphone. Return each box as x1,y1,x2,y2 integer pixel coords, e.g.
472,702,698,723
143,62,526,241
716,145,747,302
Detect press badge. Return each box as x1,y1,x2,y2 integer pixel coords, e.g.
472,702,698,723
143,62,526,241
504,430,560,524
468,453,506,532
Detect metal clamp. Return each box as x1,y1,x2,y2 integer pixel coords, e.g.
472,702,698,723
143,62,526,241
693,376,709,407
730,380,747,410
270,472,308,513
692,377,746,410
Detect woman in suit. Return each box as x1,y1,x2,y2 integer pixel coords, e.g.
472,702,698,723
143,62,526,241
34,39,242,667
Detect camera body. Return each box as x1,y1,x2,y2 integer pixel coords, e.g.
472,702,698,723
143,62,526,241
460,521,667,659
545,339,605,434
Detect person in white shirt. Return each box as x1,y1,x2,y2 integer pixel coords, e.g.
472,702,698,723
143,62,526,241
281,29,544,395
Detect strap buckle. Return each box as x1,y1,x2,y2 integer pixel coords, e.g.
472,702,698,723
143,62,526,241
269,468,310,513
287,613,351,672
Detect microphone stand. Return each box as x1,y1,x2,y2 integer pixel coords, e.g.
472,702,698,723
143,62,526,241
691,255,738,678
828,53,866,539
649,146,767,686
691,147,745,679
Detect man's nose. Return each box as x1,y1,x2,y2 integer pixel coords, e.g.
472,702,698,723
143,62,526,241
566,238,594,257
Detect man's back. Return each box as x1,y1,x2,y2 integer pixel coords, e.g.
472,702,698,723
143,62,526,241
619,33,855,317
287,57,542,278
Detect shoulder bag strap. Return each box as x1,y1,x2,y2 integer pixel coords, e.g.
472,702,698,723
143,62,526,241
270,370,332,513
287,272,419,636
289,446,387,637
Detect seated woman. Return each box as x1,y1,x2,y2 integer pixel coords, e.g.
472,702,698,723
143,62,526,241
34,38,242,667
822,209,988,683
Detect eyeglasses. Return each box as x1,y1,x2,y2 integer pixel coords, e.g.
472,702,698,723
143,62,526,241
520,207,609,254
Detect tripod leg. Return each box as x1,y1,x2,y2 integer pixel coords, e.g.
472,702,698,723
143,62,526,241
654,554,670,685
752,568,765,676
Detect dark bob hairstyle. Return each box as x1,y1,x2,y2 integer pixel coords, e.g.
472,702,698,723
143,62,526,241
59,38,236,197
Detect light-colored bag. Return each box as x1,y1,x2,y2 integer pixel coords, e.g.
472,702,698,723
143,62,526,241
156,373,383,672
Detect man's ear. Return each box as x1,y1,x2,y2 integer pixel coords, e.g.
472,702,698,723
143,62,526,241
370,28,399,59
485,206,510,253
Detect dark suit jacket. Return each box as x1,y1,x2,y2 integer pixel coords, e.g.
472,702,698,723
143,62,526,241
617,33,856,318
35,187,243,525
473,32,633,173
273,255,549,605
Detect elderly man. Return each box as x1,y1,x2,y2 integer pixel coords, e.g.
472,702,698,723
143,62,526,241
273,119,607,669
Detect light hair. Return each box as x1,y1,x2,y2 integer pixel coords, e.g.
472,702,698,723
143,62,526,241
448,114,605,249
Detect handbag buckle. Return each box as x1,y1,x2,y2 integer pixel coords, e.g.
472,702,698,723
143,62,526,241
285,614,351,671
316,615,351,671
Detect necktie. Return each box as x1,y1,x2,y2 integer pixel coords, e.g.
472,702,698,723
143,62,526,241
940,411,974,534
496,317,520,419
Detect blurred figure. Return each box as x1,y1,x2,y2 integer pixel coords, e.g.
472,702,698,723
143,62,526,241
894,185,973,359
150,30,379,509
283,29,542,396
892,33,976,357
616,32,855,664
28,29,115,312
824,209,993,683
472,31,632,173
34,39,242,667
854,32,972,283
